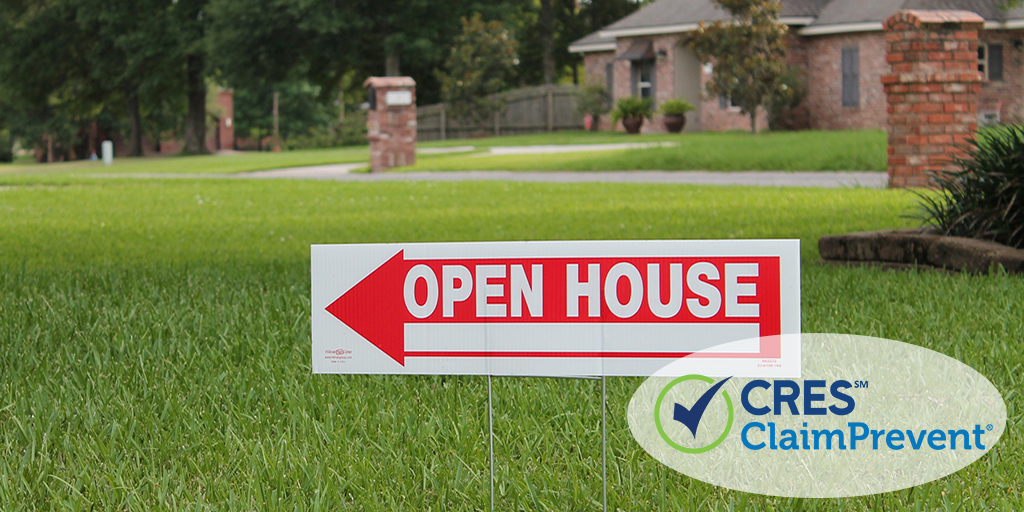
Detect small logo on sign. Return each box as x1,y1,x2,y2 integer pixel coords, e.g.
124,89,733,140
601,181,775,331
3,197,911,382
655,375,735,454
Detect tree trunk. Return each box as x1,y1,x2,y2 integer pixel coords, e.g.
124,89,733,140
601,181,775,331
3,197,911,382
89,120,98,158
750,110,758,134
385,50,401,76
272,91,280,140
540,0,555,84
184,53,208,154
125,88,144,157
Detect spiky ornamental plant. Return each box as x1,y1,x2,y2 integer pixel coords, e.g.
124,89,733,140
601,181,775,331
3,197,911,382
918,125,1024,249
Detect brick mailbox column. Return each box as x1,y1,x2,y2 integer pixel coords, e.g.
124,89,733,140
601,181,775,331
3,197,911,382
882,10,983,188
364,77,416,172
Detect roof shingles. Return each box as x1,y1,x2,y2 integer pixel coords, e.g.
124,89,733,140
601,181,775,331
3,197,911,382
595,0,1024,33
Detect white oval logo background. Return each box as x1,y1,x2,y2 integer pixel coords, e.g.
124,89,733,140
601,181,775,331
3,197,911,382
628,334,1007,498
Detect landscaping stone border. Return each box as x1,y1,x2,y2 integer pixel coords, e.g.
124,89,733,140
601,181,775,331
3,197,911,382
819,230,1024,274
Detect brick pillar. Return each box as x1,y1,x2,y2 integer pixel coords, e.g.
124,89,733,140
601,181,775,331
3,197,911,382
364,76,416,172
882,10,983,188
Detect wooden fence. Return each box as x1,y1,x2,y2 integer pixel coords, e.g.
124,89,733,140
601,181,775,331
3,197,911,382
417,84,583,141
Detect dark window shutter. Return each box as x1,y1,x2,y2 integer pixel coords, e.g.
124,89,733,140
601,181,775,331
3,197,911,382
649,61,656,102
630,62,637,96
605,63,614,107
989,44,1004,81
842,47,860,107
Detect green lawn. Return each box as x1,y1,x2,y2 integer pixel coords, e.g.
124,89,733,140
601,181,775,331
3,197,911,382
0,175,1020,510
408,130,888,172
0,146,370,178
1,130,888,181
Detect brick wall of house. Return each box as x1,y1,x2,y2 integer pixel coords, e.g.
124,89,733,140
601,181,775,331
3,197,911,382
979,30,1024,123
803,32,889,131
612,35,686,133
583,51,616,131
603,35,770,133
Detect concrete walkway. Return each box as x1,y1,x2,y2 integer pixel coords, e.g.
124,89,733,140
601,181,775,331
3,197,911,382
120,168,888,188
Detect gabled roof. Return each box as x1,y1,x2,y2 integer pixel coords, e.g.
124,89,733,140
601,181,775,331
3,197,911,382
569,0,1024,52
805,0,1024,33
597,0,828,38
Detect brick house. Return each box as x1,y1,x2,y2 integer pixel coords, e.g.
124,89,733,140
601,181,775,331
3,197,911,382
569,0,1024,133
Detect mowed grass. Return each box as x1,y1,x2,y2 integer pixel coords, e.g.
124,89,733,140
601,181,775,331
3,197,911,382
0,178,1021,511
0,146,370,178
406,130,888,172
1,129,887,182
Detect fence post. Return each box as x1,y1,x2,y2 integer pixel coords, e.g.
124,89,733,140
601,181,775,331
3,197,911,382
494,111,500,137
546,88,554,132
440,104,447,141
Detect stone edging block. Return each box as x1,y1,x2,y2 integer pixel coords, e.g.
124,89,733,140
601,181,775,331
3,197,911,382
819,230,1024,274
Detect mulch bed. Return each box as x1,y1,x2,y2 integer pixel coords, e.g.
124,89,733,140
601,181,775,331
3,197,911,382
819,229,1024,274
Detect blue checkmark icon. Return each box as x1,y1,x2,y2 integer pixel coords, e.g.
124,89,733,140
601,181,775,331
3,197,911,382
673,377,732,438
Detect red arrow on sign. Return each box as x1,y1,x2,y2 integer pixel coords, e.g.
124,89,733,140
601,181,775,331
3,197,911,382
325,251,780,365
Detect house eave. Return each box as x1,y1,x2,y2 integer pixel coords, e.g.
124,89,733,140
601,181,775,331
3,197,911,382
798,22,883,36
598,17,816,39
568,42,617,54
984,19,1024,30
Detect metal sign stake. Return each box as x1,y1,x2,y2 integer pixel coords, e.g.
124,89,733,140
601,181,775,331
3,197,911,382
488,375,495,512
602,376,608,512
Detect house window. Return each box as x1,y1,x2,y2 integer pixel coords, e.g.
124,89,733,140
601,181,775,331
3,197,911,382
719,96,741,111
841,46,860,108
632,59,655,100
978,44,1004,81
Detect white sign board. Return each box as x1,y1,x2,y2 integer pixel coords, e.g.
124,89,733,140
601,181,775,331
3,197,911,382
312,240,800,377
384,90,413,106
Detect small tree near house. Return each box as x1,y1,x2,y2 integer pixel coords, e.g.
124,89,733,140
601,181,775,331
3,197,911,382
436,14,519,126
687,0,789,133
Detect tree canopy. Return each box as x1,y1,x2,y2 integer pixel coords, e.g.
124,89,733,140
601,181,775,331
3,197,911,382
687,0,788,133
0,0,643,160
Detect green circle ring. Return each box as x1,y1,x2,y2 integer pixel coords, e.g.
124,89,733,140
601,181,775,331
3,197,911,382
654,374,734,454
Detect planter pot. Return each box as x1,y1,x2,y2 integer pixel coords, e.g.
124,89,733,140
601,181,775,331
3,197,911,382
663,114,686,133
622,117,644,134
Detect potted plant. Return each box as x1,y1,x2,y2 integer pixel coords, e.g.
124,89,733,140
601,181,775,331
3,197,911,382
611,97,654,134
660,99,696,133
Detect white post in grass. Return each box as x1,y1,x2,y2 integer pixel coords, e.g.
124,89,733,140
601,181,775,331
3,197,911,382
101,140,113,166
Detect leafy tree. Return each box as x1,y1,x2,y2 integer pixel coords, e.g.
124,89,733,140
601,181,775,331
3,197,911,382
436,14,519,123
687,0,788,133
172,0,213,154
74,0,179,156
208,0,521,106
233,79,337,143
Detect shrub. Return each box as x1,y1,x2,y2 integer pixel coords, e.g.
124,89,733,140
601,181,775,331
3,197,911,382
284,111,367,150
767,66,808,131
576,83,610,119
918,124,1024,249
0,129,12,163
610,97,654,124
660,99,696,116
